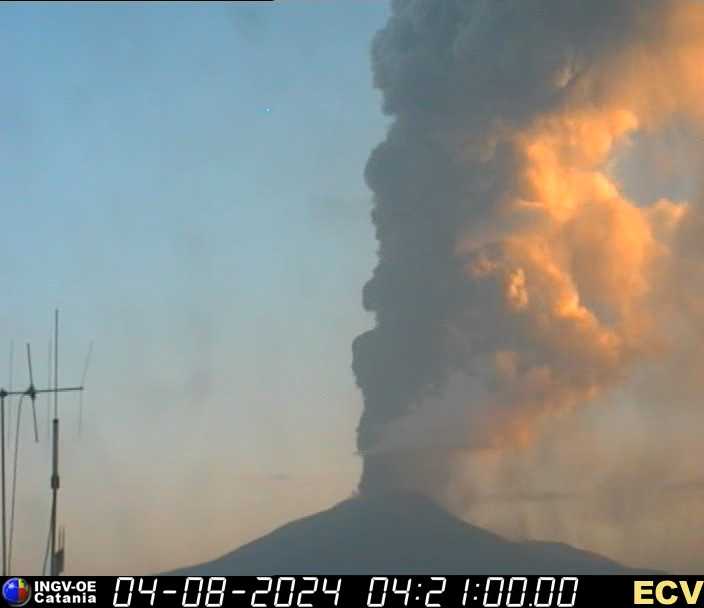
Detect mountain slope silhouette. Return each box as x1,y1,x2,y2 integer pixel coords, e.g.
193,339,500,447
165,492,646,574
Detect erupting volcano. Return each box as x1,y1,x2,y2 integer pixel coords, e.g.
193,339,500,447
171,0,704,574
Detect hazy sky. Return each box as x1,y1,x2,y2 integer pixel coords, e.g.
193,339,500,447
1,1,390,575
5,0,704,578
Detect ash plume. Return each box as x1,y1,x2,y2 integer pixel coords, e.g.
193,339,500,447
353,0,704,510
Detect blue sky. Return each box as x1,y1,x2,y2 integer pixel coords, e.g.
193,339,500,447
0,1,390,574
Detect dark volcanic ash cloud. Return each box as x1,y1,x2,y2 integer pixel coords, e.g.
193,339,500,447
353,0,704,497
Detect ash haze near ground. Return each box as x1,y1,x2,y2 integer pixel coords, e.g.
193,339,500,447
3,0,704,576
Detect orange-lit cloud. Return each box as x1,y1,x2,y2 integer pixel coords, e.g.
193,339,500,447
356,0,704,569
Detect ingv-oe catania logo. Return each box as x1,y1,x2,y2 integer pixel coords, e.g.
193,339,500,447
2,578,31,608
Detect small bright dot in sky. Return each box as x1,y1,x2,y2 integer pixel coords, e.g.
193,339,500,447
265,107,272,113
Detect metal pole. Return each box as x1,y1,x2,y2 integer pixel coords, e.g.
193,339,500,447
51,309,58,576
50,418,59,575
1,393,6,576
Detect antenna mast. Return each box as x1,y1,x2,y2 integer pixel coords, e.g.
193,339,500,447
0,309,84,576
51,309,58,576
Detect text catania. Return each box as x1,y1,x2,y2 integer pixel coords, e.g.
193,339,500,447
34,581,98,604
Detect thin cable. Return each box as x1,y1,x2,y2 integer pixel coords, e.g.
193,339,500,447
7,394,24,574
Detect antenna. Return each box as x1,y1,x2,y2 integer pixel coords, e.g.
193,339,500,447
7,342,13,456
26,344,39,443
78,341,93,438
48,309,87,576
0,309,84,576
7,344,43,573
47,338,52,443
50,309,59,576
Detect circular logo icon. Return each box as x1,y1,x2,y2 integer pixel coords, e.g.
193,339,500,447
2,578,31,608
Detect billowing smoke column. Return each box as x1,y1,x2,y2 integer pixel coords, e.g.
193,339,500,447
353,0,704,496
